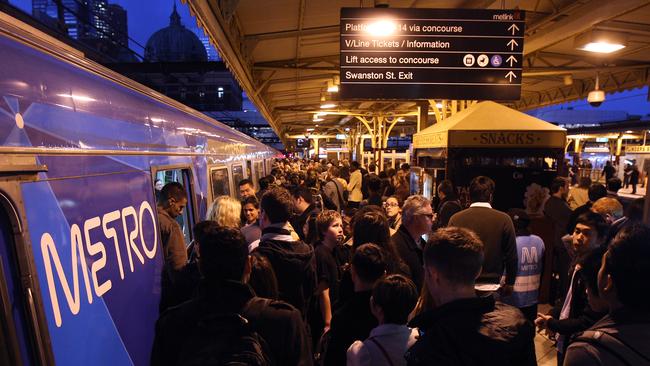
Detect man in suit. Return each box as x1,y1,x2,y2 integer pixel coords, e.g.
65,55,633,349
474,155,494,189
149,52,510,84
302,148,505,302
448,176,517,295
390,195,433,291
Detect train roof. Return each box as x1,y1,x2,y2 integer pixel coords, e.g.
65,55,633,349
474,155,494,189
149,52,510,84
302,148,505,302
0,12,280,161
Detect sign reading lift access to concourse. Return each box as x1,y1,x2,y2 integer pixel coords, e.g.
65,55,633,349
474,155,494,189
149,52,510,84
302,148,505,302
340,8,525,100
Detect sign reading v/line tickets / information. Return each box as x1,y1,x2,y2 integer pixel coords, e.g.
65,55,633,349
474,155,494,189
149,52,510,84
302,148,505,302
340,8,525,100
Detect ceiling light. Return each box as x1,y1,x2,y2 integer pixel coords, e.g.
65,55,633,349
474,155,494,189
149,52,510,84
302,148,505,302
575,30,627,54
320,103,337,109
580,42,625,53
367,20,396,36
626,130,633,133
327,80,339,93
345,127,350,131
436,102,443,108
397,117,405,122
306,128,315,132
313,118,324,122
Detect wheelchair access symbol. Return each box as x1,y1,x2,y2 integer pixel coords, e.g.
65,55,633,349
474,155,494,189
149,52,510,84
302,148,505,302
490,55,502,67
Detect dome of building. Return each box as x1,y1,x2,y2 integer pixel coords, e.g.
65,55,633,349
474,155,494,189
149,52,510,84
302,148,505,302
144,4,208,62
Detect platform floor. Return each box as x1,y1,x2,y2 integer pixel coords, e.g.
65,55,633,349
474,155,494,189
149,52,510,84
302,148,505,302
617,184,647,199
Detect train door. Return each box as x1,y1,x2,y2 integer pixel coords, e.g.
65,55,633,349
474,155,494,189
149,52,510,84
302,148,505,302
0,174,53,366
153,167,198,245
0,201,35,365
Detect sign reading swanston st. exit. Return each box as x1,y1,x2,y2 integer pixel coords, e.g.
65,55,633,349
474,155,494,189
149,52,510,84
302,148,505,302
340,8,525,100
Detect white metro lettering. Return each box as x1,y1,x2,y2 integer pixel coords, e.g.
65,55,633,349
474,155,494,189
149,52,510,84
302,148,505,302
40,200,158,327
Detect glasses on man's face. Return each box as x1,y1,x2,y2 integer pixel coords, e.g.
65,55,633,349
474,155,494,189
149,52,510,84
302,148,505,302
383,202,399,208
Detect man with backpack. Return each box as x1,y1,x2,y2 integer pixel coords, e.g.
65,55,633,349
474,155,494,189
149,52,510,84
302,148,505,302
564,224,650,365
151,223,313,366
322,166,347,212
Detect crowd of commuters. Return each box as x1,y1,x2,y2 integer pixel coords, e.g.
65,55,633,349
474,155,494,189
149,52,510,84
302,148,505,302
152,157,650,365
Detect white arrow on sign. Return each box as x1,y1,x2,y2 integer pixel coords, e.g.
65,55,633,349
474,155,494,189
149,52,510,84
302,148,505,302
505,71,517,82
506,55,518,67
508,24,520,35
507,39,519,51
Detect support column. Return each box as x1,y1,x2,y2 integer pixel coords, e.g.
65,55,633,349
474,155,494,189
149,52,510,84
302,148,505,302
574,138,582,154
312,137,320,159
417,101,429,132
616,135,623,156
355,136,365,162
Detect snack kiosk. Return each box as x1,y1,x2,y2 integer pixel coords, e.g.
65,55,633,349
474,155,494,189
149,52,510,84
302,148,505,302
412,101,567,211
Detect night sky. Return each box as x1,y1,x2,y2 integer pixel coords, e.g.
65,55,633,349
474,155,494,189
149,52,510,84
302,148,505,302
6,0,650,117
10,0,199,54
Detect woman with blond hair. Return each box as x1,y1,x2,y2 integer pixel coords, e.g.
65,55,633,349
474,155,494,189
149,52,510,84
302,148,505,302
205,195,241,228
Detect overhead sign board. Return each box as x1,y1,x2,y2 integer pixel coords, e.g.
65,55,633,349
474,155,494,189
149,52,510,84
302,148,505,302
340,8,525,100
626,145,650,154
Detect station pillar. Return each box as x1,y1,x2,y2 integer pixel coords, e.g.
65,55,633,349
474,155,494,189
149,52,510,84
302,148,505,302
312,137,320,159
574,138,582,154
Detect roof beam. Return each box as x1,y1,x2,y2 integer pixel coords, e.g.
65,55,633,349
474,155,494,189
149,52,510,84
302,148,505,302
524,0,650,55
523,63,650,76
266,73,334,85
245,25,339,41
253,54,339,68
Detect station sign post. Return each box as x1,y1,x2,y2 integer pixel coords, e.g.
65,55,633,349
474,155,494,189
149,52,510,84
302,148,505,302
340,8,525,100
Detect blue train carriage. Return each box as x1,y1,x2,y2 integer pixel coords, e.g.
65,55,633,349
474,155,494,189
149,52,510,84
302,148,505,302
0,13,280,366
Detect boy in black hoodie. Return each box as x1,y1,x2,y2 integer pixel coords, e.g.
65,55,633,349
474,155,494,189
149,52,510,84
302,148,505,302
255,187,317,318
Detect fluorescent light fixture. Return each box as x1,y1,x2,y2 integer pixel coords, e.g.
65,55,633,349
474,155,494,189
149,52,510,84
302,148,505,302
313,118,324,122
367,20,396,36
575,30,626,54
306,128,315,131
626,130,633,133
581,42,625,53
320,103,337,109
397,117,405,122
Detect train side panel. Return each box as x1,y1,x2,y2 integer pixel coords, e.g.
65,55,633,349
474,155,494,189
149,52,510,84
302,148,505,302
21,170,162,366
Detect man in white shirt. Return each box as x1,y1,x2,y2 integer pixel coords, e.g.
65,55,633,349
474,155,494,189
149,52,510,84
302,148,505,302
347,161,363,209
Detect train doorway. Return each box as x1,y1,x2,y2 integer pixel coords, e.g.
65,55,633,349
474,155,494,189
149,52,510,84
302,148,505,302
0,197,36,365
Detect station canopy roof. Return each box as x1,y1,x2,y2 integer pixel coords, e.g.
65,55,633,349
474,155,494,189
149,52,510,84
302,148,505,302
413,101,566,149
184,0,650,144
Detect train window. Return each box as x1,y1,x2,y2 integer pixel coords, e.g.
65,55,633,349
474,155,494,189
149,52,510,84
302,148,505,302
210,167,231,198
246,160,252,180
232,164,244,191
254,161,264,189
266,159,273,175
154,168,196,245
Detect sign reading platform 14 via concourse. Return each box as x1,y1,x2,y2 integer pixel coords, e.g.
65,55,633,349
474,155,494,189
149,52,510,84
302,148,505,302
340,8,525,100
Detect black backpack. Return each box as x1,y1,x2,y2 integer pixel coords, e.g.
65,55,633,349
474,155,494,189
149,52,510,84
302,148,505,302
177,297,273,366
572,324,650,366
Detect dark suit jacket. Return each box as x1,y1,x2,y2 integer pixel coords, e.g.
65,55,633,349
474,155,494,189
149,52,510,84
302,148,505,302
448,205,517,285
391,225,424,290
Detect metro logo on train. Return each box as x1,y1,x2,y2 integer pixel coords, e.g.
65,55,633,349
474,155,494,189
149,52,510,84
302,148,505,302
39,199,158,327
